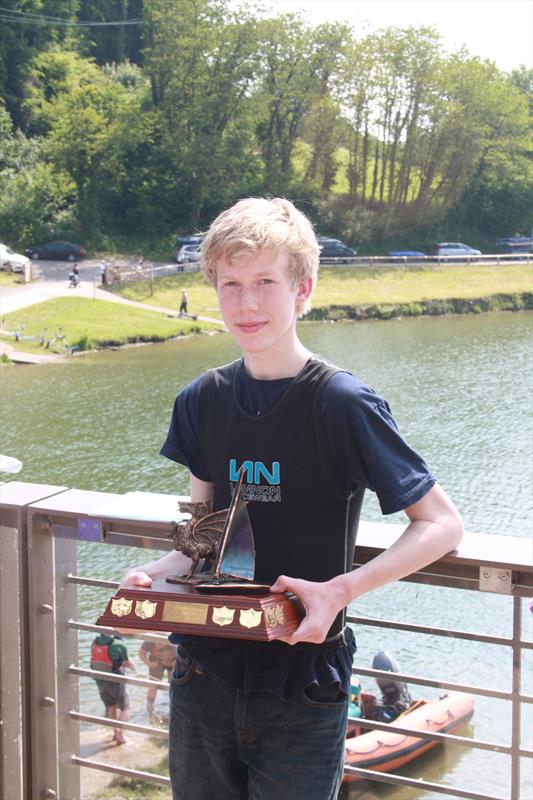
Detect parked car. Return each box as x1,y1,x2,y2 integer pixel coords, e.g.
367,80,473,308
431,242,481,258
25,241,86,261
177,244,202,264
496,237,533,254
318,238,357,262
0,242,31,273
174,235,203,262
387,250,426,258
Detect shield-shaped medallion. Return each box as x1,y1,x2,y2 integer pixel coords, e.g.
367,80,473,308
135,599,157,619
239,608,262,629
212,606,235,627
111,597,133,617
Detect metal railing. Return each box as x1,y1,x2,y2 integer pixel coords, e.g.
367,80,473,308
320,253,532,266
1,481,531,800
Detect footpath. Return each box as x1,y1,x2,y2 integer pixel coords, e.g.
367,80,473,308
0,268,220,363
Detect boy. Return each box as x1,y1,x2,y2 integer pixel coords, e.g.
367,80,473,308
120,197,463,799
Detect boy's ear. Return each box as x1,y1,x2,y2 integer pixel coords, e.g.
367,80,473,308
296,277,313,303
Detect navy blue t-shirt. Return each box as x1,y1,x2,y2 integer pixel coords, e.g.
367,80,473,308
159,359,435,700
161,359,435,515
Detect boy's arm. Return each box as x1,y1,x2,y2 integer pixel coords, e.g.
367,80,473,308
120,474,214,589
271,483,464,645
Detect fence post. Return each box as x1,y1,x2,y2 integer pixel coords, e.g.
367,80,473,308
0,507,25,799
0,482,67,800
26,510,60,800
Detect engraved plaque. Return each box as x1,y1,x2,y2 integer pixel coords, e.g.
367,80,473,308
239,608,262,629
265,607,277,628
212,606,235,626
135,599,157,619
111,598,133,617
163,601,209,625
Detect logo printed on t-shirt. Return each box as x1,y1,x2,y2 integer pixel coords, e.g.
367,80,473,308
229,458,281,502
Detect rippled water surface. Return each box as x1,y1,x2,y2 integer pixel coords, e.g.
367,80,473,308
1,312,532,798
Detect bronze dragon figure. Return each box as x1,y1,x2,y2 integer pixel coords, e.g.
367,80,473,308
168,500,228,579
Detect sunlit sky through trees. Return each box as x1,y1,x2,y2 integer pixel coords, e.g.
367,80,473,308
258,0,532,73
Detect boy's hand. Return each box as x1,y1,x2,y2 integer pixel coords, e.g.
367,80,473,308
119,570,153,590
270,575,347,645
111,571,154,636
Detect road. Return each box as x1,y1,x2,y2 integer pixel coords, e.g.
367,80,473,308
0,259,221,362
0,258,182,316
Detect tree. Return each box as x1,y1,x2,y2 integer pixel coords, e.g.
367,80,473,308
142,0,261,227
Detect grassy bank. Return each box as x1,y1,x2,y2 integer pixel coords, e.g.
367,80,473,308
0,296,219,354
2,263,531,359
113,262,533,321
113,271,222,320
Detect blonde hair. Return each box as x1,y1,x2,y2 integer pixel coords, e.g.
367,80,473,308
201,197,319,316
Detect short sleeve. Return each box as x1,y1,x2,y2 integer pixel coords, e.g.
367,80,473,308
159,374,212,481
322,372,436,514
107,639,128,663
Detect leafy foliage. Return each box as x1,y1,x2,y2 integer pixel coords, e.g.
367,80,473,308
0,1,530,250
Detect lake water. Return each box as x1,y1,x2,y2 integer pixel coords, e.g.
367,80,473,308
1,312,532,798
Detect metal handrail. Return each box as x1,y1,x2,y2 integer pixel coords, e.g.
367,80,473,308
354,665,532,702
349,612,533,648
71,757,171,786
69,665,168,691
69,711,167,738
2,482,531,800
343,764,508,800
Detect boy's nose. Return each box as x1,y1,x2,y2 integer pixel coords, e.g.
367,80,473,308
239,286,259,310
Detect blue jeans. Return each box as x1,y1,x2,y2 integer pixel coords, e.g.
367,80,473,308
169,647,349,800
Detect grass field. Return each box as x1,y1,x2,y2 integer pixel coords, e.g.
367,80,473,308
113,271,222,320
1,263,530,357
312,262,533,307
0,296,219,354
114,262,533,316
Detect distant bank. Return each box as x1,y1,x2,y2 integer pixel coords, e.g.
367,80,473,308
1,262,531,361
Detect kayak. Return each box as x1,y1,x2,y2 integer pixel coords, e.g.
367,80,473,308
343,690,475,782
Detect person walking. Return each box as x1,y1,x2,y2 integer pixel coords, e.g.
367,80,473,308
139,640,177,721
90,633,136,744
119,197,463,800
179,289,188,315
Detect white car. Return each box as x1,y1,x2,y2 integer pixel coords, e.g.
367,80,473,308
0,243,31,273
431,242,481,257
177,244,202,264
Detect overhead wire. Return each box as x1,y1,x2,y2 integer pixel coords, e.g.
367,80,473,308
0,6,142,26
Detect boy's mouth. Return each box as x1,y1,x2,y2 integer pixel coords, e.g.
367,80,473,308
235,321,267,333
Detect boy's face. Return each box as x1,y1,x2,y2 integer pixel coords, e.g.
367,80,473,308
216,249,312,360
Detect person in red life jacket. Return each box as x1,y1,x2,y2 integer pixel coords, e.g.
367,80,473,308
90,633,136,744
139,640,177,720
118,198,464,800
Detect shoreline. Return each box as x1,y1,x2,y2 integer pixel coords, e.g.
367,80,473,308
1,295,530,365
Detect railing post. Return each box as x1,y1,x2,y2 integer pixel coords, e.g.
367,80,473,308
510,595,522,800
0,509,25,799
27,511,60,800
0,482,68,800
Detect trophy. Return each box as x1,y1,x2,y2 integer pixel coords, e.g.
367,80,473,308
96,470,304,640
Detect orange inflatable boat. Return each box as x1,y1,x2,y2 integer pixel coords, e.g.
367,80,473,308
343,691,475,782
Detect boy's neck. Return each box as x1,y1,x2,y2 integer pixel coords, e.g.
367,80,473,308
243,341,312,380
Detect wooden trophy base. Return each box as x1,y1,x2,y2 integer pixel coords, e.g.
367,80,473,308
96,579,304,641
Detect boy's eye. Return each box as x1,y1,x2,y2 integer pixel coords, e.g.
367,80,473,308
259,278,274,285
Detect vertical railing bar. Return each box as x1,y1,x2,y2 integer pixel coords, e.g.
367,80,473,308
510,594,522,800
